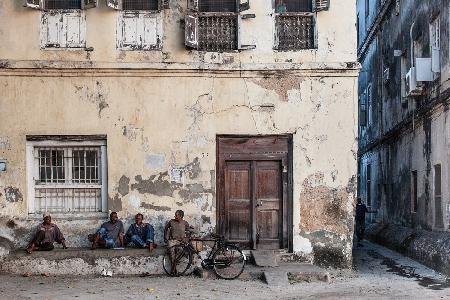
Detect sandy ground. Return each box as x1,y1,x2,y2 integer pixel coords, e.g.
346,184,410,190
0,241,449,300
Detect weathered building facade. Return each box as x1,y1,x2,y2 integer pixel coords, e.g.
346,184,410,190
358,0,450,230
357,0,450,273
0,0,358,267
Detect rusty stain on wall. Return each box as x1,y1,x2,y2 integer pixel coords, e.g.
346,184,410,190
250,75,302,101
300,173,354,235
74,81,109,118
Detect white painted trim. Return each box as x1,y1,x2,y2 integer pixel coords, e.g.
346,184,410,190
28,140,106,147
26,143,35,214
101,145,108,213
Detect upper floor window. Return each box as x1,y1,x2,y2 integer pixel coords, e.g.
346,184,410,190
107,0,163,50
25,0,97,49
184,0,249,52
274,0,329,51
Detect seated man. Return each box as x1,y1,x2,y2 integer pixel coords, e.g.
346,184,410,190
164,210,192,275
90,212,124,250
124,213,155,251
26,213,67,254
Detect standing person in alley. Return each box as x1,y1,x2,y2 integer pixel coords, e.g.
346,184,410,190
355,197,376,244
90,212,124,250
26,213,67,253
124,213,156,251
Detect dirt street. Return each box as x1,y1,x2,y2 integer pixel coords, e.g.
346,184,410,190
0,241,448,300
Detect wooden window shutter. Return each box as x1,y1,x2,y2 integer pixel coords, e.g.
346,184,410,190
25,0,42,9
107,0,122,10
239,0,250,12
185,13,199,49
82,0,97,9
314,0,330,12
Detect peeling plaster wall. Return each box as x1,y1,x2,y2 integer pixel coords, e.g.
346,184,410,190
0,0,358,267
0,74,358,266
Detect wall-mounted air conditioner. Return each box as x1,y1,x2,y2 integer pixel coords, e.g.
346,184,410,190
416,58,433,82
406,67,421,96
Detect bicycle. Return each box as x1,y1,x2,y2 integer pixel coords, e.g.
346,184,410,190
162,233,246,280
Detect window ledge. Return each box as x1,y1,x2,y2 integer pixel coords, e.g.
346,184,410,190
28,212,108,220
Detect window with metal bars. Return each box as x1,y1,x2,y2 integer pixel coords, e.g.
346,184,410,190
29,142,106,214
275,14,315,50
44,0,82,9
123,0,159,11
274,0,316,50
185,0,239,51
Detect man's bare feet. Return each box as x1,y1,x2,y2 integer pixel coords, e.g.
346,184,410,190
148,243,155,252
26,244,35,254
90,242,97,250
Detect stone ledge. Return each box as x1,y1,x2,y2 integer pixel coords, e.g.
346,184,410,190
7,247,165,261
366,223,450,276
1,248,166,276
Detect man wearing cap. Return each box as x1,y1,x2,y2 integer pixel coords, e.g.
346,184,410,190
26,213,67,254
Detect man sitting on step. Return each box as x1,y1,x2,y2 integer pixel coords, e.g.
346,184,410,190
26,213,67,254
124,213,156,252
90,212,124,250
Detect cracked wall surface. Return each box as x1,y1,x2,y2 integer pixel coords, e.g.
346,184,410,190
0,0,358,267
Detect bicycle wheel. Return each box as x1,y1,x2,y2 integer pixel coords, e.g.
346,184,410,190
212,244,246,280
162,244,192,277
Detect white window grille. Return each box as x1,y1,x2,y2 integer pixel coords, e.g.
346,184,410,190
27,140,107,214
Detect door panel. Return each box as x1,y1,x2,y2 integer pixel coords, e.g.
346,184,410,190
218,136,291,251
255,161,282,249
225,162,251,244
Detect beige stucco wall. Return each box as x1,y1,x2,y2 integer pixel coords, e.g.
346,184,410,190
0,0,358,266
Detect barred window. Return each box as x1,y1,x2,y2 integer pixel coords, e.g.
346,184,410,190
275,0,316,50
27,139,107,214
44,0,82,9
123,0,159,11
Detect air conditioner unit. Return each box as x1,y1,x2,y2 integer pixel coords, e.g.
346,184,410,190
416,58,433,82
406,67,421,96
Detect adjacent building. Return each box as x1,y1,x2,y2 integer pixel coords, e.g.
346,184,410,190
357,1,450,232
0,0,358,267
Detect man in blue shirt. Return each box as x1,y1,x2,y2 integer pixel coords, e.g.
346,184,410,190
124,213,155,251
90,212,124,250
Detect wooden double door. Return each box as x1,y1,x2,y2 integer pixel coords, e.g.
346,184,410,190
217,136,292,250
